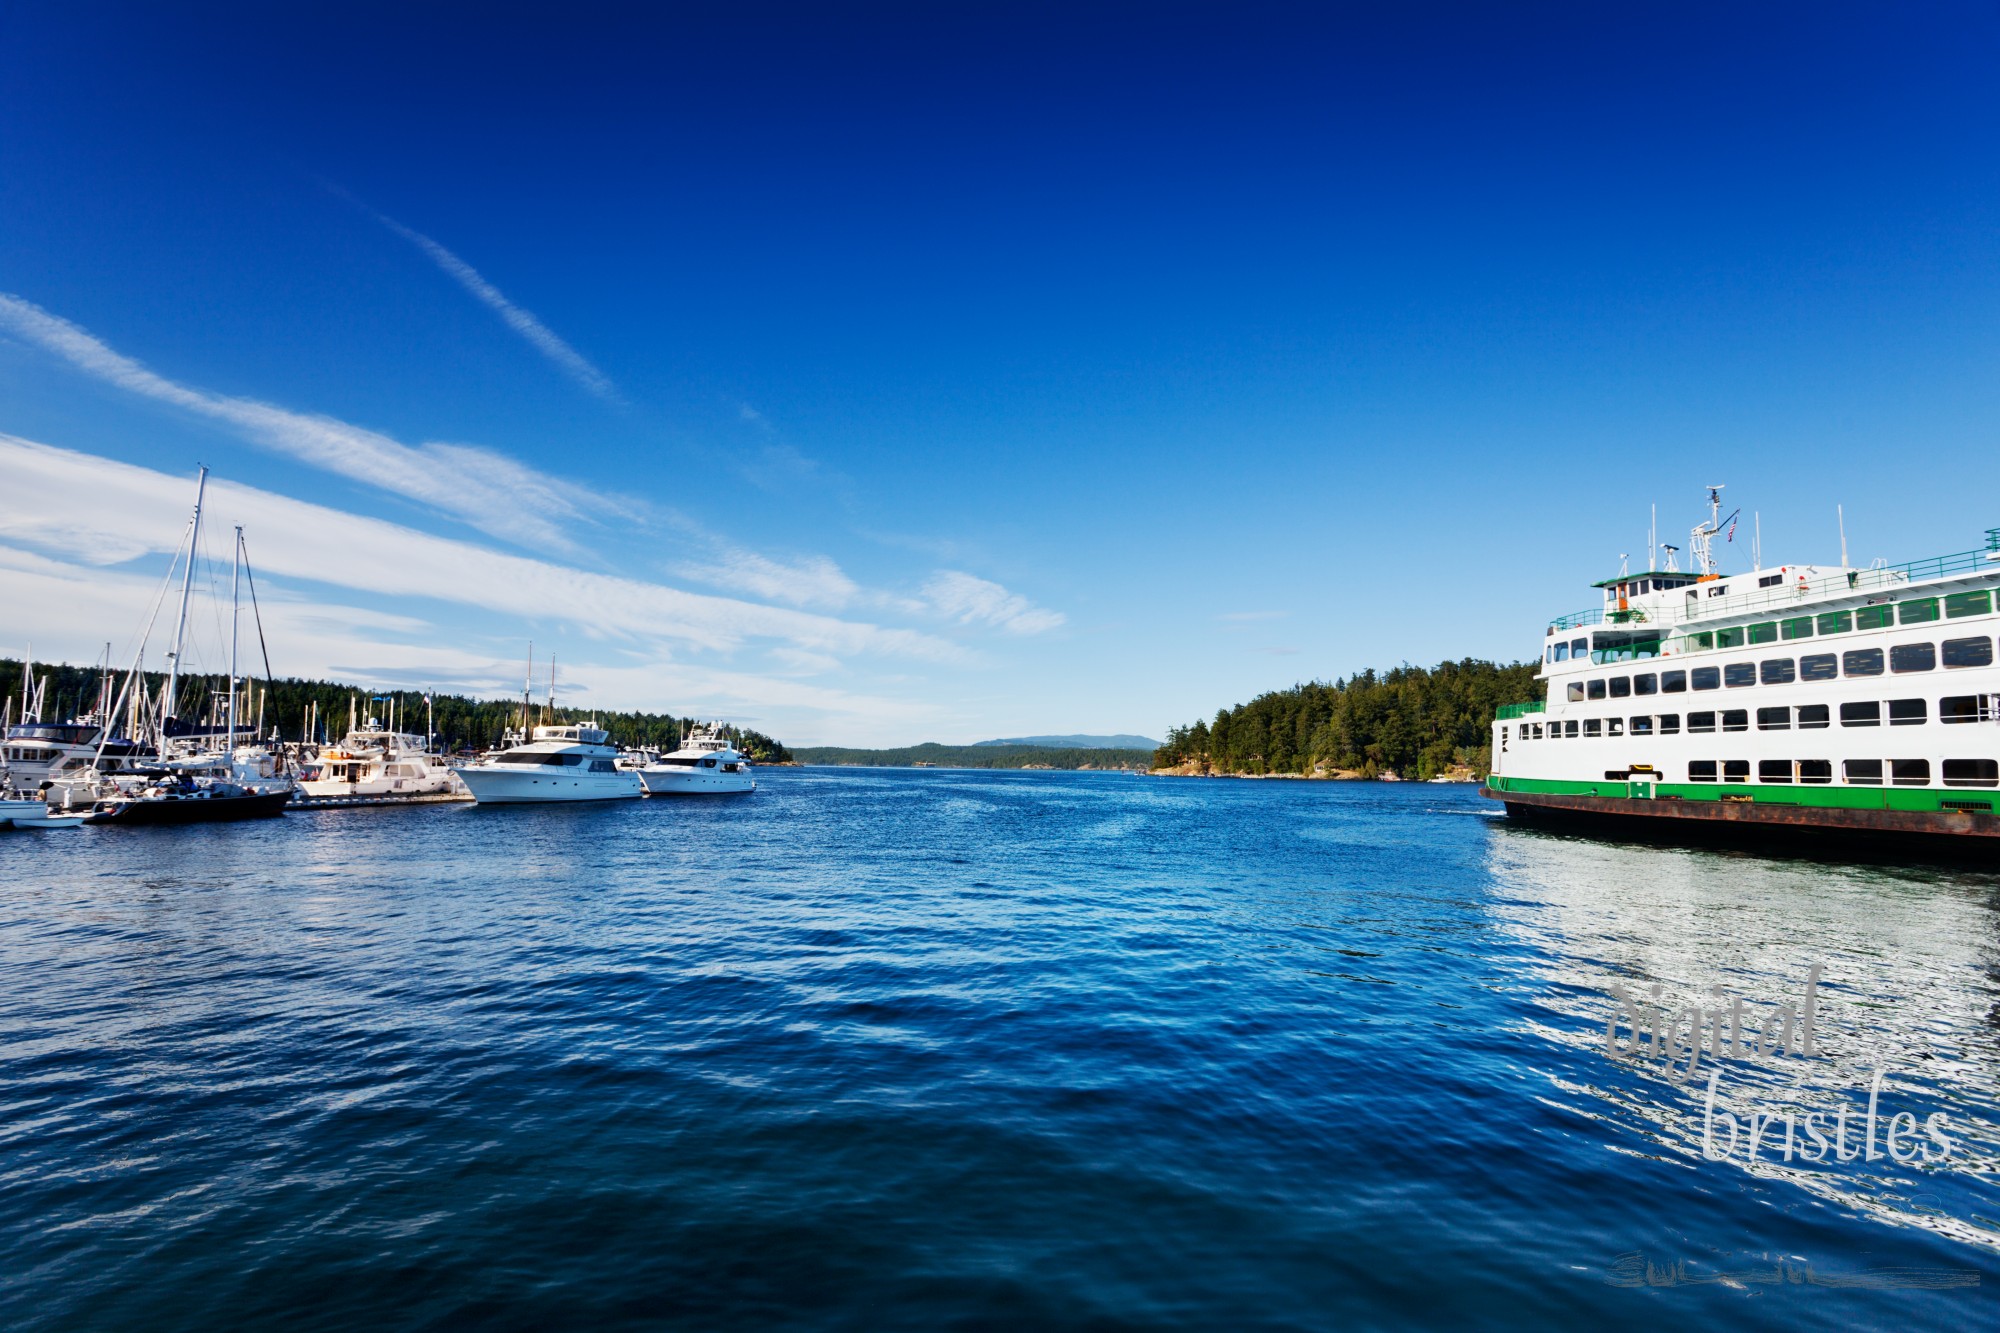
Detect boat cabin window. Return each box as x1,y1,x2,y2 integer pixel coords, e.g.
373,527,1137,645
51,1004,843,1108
1758,574,1783,589
1608,677,1631,698
1842,648,1885,677
1661,670,1687,693
1942,696,1994,724
1942,636,1993,668
1688,711,1717,734
1723,760,1750,782
1757,707,1790,731
1844,759,1883,784
1759,759,1793,782
1689,761,1718,781
1890,643,1936,673
1587,679,1607,700
1781,617,1813,640
1888,698,1927,726
1892,759,1931,786
1817,611,1853,635
1899,599,1940,625
1633,673,1658,696
1945,591,1992,619
1606,718,1624,736
1550,642,1567,662
1571,638,1587,656
1798,760,1833,784
1943,759,2000,787
1716,627,1744,649
1800,653,1837,681
1722,709,1749,732
1856,605,1895,630
1567,682,1584,702
1760,658,1794,684
1840,701,1881,727
1630,716,1653,735
1657,713,1680,734
1564,721,1578,738
1583,719,1602,737
1723,663,1757,687
1798,704,1830,729
1691,667,1721,690
1708,585,1729,598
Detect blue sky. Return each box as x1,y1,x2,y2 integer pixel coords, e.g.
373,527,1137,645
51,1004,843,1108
3,2,1998,745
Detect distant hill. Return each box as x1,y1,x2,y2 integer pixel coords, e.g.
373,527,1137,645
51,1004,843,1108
793,742,1152,771
972,733,1162,750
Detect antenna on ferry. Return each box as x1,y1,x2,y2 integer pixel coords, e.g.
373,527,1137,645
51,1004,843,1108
1649,504,1656,571
1617,552,1629,577
1661,543,1680,574
1753,512,1762,572
1838,504,1849,568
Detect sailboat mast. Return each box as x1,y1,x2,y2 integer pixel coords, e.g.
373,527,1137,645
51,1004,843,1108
162,466,209,731
227,525,243,754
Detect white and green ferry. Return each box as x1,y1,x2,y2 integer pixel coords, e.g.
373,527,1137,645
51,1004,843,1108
1485,491,2000,846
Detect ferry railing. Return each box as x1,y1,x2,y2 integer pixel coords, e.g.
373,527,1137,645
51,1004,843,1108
1545,541,2000,635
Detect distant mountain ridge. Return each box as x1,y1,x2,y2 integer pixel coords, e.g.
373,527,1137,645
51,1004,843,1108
973,733,1162,750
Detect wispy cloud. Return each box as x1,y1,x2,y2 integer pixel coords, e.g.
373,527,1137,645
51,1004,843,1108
921,571,1065,635
672,549,860,611
0,433,964,666
0,293,613,551
369,211,620,403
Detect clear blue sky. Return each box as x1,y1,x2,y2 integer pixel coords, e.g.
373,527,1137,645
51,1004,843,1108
3,2,1998,745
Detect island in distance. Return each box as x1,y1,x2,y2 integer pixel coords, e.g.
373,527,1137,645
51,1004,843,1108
973,734,1162,750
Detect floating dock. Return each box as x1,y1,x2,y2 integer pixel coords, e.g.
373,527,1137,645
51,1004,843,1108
289,792,475,811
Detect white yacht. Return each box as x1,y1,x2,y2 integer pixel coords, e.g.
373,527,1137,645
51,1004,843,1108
632,724,757,795
299,719,465,800
451,723,642,804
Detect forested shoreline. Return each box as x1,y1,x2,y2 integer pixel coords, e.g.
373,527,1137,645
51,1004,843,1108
1152,658,1539,780
0,658,793,762
794,743,1151,771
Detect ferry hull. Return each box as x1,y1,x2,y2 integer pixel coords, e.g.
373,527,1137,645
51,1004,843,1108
1484,781,2000,851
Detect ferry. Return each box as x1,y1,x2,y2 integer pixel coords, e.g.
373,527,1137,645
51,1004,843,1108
451,723,642,804
1485,490,2000,847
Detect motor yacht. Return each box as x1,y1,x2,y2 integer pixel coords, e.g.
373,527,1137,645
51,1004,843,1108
451,723,641,804
632,723,757,795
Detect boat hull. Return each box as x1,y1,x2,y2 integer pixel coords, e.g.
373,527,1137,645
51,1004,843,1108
86,790,294,825
451,766,642,804
636,767,755,795
1484,781,2000,853
1,799,50,829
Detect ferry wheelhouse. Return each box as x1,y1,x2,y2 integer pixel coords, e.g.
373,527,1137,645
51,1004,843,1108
1485,495,2000,845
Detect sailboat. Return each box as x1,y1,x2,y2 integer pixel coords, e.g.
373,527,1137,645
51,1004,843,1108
80,470,296,825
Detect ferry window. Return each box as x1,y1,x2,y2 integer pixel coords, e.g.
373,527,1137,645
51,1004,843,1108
1760,658,1795,685
1657,713,1680,734
1759,759,1794,783
1551,643,1568,662
1797,704,1831,729
1943,759,2000,788
1941,696,1991,724
1687,632,1714,650
1587,679,1607,700
1890,643,1936,673
1844,759,1884,785
1609,677,1632,698
1757,706,1790,731
1630,716,1653,735
1723,760,1750,782
1689,760,1718,781
1945,591,1992,619
1692,667,1721,690
1888,698,1927,726
1689,711,1717,734
1798,759,1833,784
1716,627,1745,649
1634,673,1658,695
1583,719,1602,737
1899,598,1940,625
1748,622,1779,645
1567,682,1585,702
1607,718,1624,736
1840,701,1881,727
1891,759,1931,786
1661,670,1687,693
1816,611,1853,635
1722,709,1749,733
1799,653,1837,681
1780,617,1813,640
1708,584,1728,598
1855,605,1895,630
1842,648,1885,677
1758,574,1784,589
1565,721,1579,738
1723,663,1757,687
1571,638,1587,655
1942,636,1994,668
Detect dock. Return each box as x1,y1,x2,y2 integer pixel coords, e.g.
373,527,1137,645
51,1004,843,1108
289,792,475,811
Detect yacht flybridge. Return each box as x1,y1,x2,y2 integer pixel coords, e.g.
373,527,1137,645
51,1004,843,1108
451,723,642,804
1485,488,2000,846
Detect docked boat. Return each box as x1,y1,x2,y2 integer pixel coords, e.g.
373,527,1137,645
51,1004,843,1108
298,718,465,801
630,723,756,795
1485,488,2000,848
451,723,641,804
85,773,293,825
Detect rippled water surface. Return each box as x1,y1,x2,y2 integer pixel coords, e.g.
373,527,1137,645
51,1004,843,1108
3,768,1997,1329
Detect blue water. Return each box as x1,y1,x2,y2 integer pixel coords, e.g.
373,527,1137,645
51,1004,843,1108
2,768,1995,1329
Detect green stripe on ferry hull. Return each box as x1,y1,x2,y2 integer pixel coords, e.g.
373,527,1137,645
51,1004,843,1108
1485,775,1996,814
